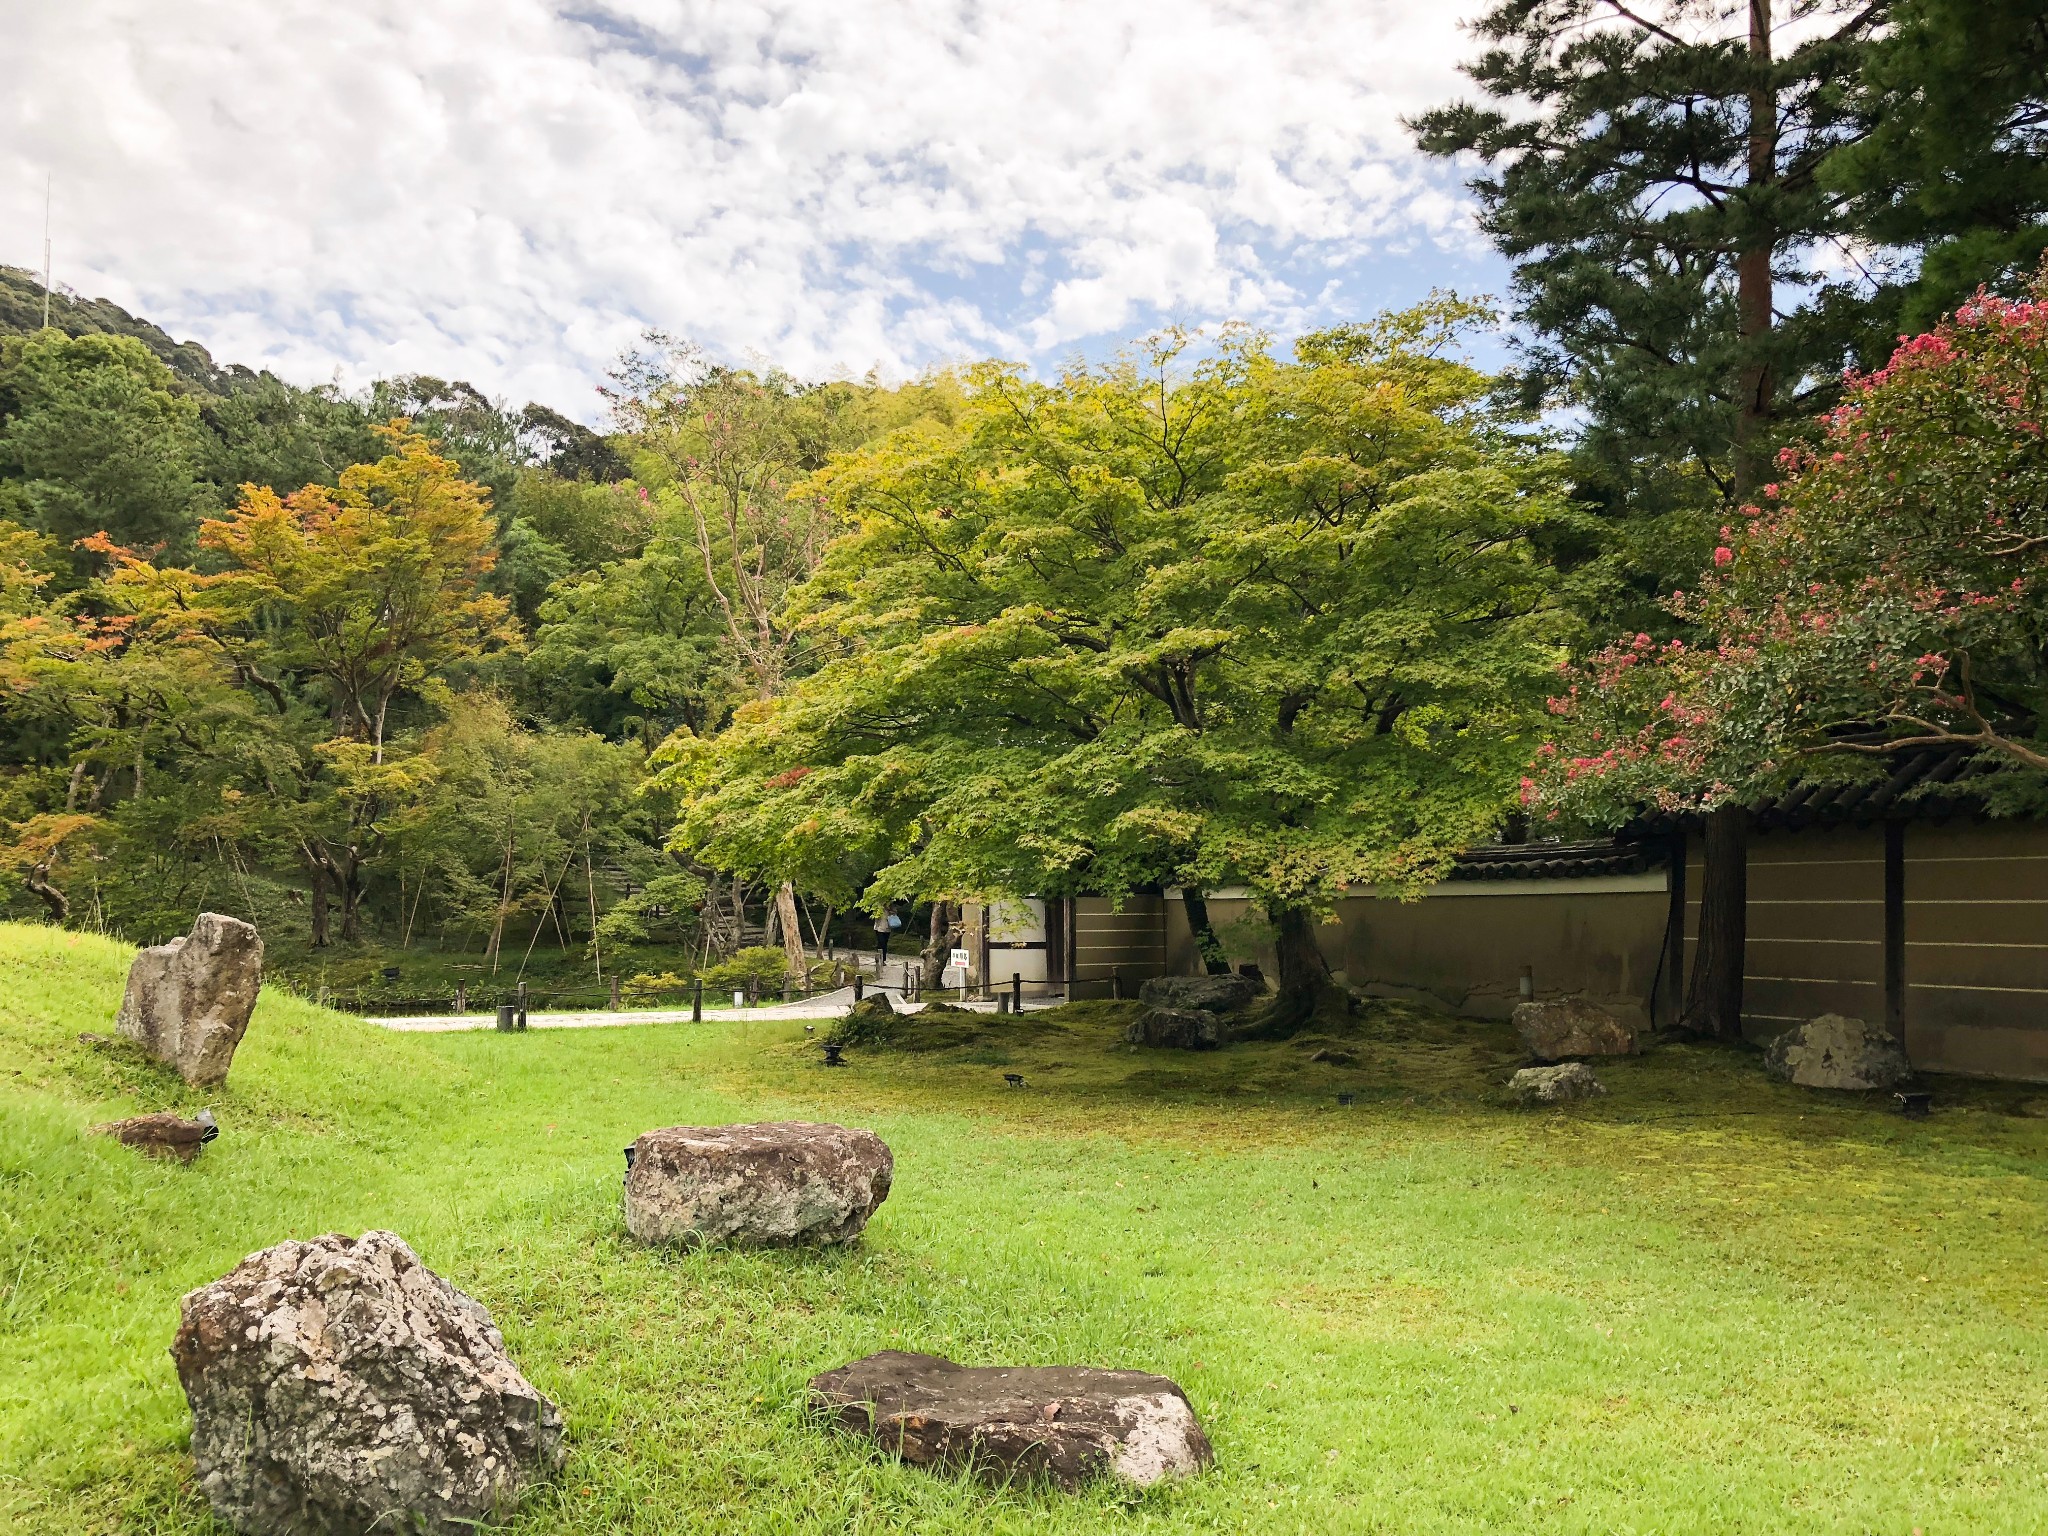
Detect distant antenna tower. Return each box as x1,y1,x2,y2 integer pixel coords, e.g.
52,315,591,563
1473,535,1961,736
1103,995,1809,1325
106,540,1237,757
42,174,53,329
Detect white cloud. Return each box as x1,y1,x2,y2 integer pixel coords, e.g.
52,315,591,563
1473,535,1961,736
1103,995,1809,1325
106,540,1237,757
3,0,1499,417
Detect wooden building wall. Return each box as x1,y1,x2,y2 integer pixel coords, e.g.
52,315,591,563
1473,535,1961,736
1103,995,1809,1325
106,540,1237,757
1903,821,2048,1079
1071,895,1167,984
1182,881,1668,1029
1677,818,2048,1082
1689,826,1888,1040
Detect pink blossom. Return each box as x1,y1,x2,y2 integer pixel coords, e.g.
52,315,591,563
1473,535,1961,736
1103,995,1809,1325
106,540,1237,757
1713,547,1733,566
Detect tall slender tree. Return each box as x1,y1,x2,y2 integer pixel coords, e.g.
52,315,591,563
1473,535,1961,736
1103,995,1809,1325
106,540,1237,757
1414,0,1884,1037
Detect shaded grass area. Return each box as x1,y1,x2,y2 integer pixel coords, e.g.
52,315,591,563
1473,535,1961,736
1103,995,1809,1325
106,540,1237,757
4,921,2048,1533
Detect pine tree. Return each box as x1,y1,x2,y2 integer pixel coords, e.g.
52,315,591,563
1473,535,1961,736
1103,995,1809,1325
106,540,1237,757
1828,0,2048,332
1414,1,1887,1038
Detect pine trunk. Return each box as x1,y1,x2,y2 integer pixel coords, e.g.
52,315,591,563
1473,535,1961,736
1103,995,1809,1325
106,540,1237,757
1681,804,1748,1039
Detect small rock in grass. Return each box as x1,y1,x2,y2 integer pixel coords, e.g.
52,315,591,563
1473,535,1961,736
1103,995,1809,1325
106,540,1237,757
173,1230,562,1536
1513,997,1635,1060
93,1109,218,1163
1507,1062,1607,1106
623,1121,893,1247
116,912,264,1086
1762,1014,1911,1091
810,1350,1213,1489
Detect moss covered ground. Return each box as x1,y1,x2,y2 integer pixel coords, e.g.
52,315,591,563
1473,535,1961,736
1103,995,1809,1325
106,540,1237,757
4,922,2047,1533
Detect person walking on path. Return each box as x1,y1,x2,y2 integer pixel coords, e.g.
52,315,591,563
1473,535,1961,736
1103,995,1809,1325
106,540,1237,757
873,907,896,968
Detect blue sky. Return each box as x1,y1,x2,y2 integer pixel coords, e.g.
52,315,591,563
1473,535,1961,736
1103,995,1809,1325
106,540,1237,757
7,1,1509,420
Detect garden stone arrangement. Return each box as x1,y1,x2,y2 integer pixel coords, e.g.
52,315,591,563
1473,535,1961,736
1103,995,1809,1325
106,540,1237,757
1513,996,1636,1060
1125,973,1262,1050
1763,1014,1913,1091
172,1230,563,1536
116,912,264,1086
810,1350,1214,1489
623,1120,894,1247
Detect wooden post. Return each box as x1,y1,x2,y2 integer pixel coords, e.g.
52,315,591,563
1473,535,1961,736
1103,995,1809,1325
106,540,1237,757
454,981,467,1015
1111,970,1122,1001
1885,821,1907,1051
854,973,864,1002
691,978,702,1023
610,974,621,1011
1659,833,1687,1029
1012,972,1022,1012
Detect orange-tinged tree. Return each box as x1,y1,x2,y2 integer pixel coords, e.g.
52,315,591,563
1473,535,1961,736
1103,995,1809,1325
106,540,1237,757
196,423,517,761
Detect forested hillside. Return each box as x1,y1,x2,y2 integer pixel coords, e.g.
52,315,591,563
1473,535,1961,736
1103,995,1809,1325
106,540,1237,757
2,0,2044,1018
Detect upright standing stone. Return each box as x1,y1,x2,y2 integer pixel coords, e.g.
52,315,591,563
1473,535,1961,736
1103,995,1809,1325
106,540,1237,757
172,1230,563,1536
116,913,264,1086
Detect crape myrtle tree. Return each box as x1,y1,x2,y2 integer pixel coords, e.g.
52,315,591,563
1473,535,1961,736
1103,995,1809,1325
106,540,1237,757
655,299,1589,1030
1414,0,1887,1037
1529,274,2048,1028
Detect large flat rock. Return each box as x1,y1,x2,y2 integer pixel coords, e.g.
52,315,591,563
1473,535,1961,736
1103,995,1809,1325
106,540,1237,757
172,1230,562,1535
623,1121,892,1247
810,1350,1213,1489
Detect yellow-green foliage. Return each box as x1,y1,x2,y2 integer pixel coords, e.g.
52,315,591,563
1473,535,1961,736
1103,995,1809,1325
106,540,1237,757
5,921,2048,1533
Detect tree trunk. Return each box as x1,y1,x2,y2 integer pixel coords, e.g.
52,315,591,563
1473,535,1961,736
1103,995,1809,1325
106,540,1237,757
921,899,953,974
309,864,331,948
1240,902,1346,1039
1680,804,1747,1039
24,862,68,923
1180,888,1230,974
339,867,364,944
1734,0,1777,501
775,883,808,976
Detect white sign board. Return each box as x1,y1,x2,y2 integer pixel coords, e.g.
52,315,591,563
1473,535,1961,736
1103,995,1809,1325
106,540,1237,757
948,948,971,971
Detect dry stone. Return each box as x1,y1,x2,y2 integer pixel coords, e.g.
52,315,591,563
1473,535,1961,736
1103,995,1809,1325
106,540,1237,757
1507,1061,1607,1105
811,1350,1213,1489
116,912,264,1086
171,1230,562,1536
623,1121,893,1247
1763,1014,1911,1090
1513,997,1635,1060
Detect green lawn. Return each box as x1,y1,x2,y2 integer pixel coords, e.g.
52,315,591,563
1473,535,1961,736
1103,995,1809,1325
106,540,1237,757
4,922,2047,1534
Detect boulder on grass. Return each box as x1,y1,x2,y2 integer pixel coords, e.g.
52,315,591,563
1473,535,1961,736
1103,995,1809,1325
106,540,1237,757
1763,1014,1911,1090
1513,997,1635,1060
1137,974,1261,1016
93,1109,217,1163
1123,1006,1227,1050
810,1350,1212,1489
1507,1062,1607,1105
623,1121,893,1247
116,913,264,1086
172,1230,562,1536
